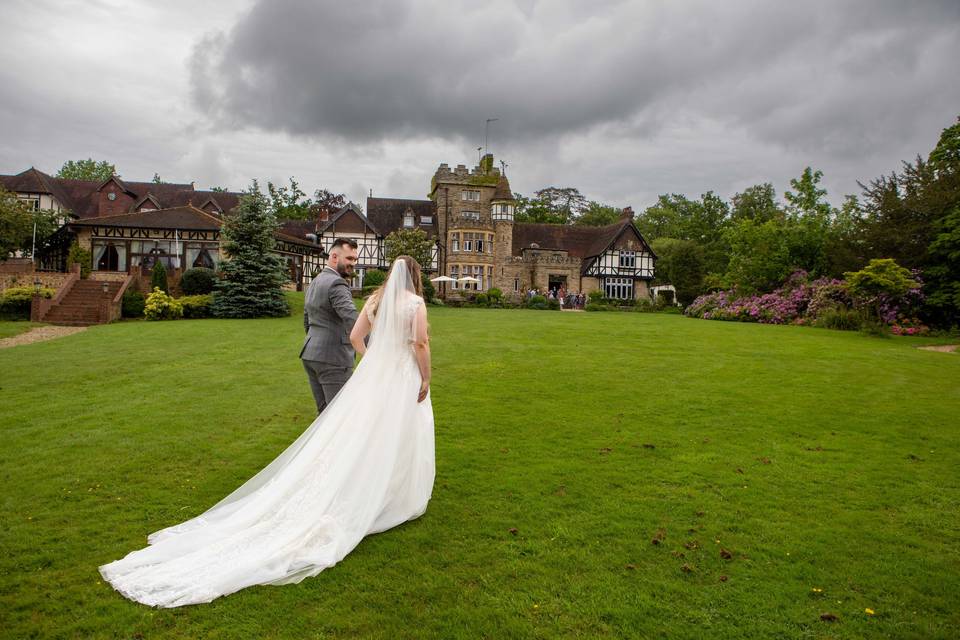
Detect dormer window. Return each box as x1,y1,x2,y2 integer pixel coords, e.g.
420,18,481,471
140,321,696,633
403,213,415,228
461,190,481,202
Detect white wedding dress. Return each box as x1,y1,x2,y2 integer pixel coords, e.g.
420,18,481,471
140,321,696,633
99,260,435,607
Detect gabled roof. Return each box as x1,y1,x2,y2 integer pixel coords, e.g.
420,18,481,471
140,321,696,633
365,197,437,237
96,175,138,195
317,202,381,235
512,216,656,275
132,193,162,211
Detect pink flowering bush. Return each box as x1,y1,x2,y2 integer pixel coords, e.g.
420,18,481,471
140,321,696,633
686,270,927,334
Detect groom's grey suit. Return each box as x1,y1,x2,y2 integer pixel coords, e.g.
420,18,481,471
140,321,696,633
301,266,359,414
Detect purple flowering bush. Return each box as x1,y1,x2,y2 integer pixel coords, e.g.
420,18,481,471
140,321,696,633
685,270,929,334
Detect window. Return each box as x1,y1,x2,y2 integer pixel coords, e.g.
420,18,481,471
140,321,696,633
488,266,493,288
488,234,494,253
451,265,459,289
604,277,634,300
476,236,483,253
619,251,636,268
451,232,460,252
462,210,480,221
474,265,484,290
420,215,433,225
461,190,480,202
464,235,473,252
18,196,40,211
514,278,520,292
403,214,414,228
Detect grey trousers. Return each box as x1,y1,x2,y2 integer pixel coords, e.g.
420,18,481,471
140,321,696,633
302,360,353,415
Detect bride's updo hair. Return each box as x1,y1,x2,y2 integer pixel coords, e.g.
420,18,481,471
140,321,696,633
365,255,423,317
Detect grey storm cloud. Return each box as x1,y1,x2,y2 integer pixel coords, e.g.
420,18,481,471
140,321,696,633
190,0,960,156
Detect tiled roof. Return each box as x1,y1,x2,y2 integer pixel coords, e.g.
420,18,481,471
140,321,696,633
512,218,655,275
365,197,438,238
0,167,245,218
68,205,224,230
492,175,514,201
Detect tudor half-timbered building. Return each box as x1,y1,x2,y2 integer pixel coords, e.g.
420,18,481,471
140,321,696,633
354,154,657,300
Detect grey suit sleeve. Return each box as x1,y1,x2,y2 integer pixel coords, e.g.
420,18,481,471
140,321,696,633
303,307,309,334
329,279,359,328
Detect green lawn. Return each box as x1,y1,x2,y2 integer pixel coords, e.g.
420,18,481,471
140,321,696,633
1,300,959,639
0,320,44,339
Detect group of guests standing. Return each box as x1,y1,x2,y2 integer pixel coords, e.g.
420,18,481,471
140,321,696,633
525,287,587,309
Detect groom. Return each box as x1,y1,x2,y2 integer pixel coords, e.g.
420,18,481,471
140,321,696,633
301,238,359,415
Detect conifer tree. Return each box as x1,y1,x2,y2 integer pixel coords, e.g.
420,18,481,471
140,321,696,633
212,186,290,318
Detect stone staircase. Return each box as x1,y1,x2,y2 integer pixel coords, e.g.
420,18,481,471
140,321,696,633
43,280,123,326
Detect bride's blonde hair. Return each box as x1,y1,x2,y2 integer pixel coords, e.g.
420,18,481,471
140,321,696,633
365,255,423,317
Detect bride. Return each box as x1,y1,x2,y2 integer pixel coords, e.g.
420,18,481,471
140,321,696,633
99,256,435,607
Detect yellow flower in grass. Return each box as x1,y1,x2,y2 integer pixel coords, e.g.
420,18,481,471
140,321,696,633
811,587,822,593
865,608,875,615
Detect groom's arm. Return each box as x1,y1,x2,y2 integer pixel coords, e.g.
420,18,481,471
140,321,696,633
329,279,359,328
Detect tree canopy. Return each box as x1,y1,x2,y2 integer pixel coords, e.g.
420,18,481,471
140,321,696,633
56,159,116,182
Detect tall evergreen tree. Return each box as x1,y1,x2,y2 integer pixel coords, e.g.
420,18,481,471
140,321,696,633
212,186,290,318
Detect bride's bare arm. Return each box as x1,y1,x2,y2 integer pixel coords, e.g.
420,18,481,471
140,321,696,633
350,305,371,355
413,302,431,402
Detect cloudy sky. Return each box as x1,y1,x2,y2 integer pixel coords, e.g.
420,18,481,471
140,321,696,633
2,0,959,210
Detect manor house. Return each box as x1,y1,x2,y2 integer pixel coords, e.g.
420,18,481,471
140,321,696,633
342,154,657,300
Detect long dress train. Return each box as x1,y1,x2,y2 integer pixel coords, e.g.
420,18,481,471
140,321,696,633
99,269,435,608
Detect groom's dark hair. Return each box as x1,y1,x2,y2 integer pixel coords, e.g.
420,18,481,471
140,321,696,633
330,237,358,251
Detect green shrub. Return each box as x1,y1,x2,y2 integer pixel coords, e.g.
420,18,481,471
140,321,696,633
121,291,145,318
860,317,891,338
66,242,91,279
151,260,168,293
588,290,606,304
547,298,560,310
0,286,55,319
814,307,862,331
363,269,387,288
526,294,547,310
585,303,610,312
475,293,490,306
180,267,216,295
487,288,503,302
178,294,213,319
633,298,654,312
421,273,435,302
144,287,182,320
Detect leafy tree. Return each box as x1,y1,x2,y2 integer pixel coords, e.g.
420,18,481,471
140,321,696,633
929,116,960,167
384,228,433,269
574,201,621,226
311,189,347,218
362,268,388,288
56,158,115,181
0,186,60,260
723,218,792,293
651,238,706,306
924,205,960,326
784,167,832,220
731,183,781,223
212,185,290,318
267,177,311,220
514,187,587,224
210,186,229,193
845,258,919,322
152,173,167,184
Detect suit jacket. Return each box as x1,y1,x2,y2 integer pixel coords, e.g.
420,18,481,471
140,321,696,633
300,267,359,367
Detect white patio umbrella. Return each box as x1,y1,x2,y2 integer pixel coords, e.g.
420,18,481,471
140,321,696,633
430,276,457,282
457,276,480,282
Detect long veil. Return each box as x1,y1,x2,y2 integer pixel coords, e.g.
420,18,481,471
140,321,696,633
145,258,420,544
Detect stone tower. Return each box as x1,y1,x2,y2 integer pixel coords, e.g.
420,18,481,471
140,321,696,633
430,153,509,292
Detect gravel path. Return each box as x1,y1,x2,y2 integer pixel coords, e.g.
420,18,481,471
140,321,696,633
917,344,958,353
0,325,87,349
